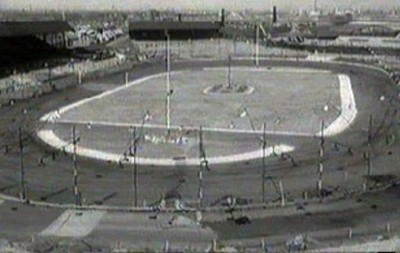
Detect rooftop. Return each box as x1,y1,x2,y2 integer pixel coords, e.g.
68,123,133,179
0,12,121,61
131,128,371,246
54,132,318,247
0,21,73,37
129,21,223,31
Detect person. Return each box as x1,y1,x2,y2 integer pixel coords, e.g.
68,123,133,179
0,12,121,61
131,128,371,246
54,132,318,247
347,147,353,156
226,196,236,220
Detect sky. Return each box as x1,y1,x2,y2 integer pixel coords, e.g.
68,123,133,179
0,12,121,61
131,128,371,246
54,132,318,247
1,0,399,11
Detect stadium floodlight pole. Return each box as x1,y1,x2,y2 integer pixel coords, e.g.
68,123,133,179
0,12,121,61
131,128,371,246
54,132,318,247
18,127,27,203
72,125,81,206
317,120,325,194
165,31,172,132
262,122,267,203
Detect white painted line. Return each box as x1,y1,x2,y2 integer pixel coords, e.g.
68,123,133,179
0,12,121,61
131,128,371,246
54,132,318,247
318,74,357,137
40,210,105,237
52,118,312,136
37,129,294,166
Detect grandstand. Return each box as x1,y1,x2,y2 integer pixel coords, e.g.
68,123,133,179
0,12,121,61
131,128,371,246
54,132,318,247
333,34,400,49
129,20,224,41
0,21,73,76
0,20,135,105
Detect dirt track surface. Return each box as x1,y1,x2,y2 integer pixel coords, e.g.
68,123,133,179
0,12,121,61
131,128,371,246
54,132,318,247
0,58,400,251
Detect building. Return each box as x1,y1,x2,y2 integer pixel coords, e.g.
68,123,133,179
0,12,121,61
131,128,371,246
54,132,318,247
129,21,224,41
129,10,225,41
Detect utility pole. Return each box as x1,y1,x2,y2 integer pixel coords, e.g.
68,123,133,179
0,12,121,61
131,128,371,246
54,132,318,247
18,127,26,202
72,125,81,206
317,120,324,194
262,123,267,203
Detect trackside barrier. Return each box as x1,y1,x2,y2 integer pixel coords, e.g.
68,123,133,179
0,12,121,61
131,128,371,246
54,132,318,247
0,181,393,214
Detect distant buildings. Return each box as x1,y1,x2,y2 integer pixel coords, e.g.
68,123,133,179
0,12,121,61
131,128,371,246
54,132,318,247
66,22,124,48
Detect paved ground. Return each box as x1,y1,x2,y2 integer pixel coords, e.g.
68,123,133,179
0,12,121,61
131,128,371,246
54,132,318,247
1,185,400,252
0,200,215,252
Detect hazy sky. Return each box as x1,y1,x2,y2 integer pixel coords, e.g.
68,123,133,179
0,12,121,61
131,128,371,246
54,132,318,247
1,0,399,11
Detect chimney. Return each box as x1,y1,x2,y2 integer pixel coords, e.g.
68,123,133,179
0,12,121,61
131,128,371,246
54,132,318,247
272,6,277,23
220,8,225,26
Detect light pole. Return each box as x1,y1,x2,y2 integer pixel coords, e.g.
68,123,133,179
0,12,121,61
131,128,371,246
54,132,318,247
44,62,52,89
198,126,209,208
255,23,260,67
72,125,81,206
18,127,27,203
317,120,325,195
131,126,138,207
165,31,172,132
262,123,267,203
366,115,373,176
48,65,52,88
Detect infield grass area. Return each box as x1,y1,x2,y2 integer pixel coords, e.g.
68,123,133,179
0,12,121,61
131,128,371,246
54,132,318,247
58,67,341,134
38,66,351,164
